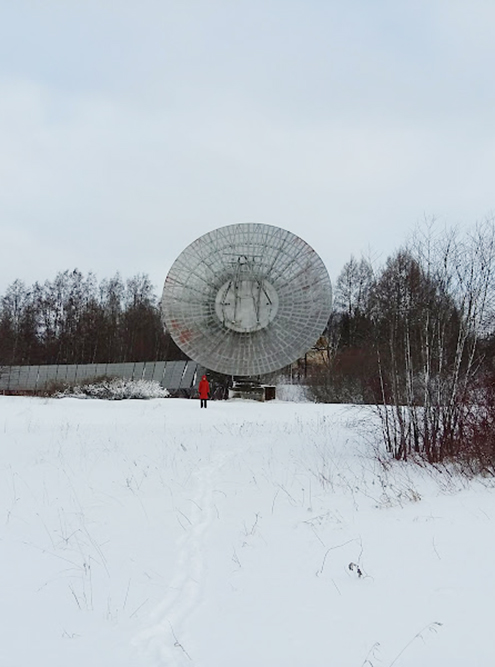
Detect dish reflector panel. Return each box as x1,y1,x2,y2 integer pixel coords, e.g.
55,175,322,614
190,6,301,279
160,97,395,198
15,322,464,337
161,223,332,376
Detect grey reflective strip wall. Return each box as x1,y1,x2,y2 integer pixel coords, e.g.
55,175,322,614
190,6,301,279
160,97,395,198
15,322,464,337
0,361,199,392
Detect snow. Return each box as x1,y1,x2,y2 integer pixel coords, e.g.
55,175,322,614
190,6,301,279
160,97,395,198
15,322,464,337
56,378,171,400
1,396,495,666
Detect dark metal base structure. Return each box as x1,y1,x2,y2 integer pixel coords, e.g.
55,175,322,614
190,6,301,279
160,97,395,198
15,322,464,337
228,377,276,402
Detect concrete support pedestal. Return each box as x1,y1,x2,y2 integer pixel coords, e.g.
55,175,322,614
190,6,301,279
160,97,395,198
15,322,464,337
228,378,276,402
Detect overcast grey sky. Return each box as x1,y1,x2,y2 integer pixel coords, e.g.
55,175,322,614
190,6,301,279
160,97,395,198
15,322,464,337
1,0,494,295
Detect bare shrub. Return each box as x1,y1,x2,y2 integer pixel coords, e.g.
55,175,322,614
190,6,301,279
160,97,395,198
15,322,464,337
374,220,495,464
456,372,495,475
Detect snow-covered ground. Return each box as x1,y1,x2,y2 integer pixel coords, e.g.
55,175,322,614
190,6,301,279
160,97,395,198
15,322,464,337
1,396,494,667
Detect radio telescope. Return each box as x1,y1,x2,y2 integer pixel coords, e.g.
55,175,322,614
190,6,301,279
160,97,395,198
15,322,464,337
161,223,332,377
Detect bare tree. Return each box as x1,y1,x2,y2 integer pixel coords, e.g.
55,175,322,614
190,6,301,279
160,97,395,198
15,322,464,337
373,220,495,462
307,256,375,403
0,270,186,365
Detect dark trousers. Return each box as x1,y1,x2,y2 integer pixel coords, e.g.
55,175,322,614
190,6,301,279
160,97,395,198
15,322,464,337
200,399,208,408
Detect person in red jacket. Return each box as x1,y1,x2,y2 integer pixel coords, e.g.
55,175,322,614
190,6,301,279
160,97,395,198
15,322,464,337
198,375,210,408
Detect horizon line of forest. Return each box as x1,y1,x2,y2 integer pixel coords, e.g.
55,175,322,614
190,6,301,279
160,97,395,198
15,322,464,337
2,220,495,466
0,271,187,366
1,222,495,378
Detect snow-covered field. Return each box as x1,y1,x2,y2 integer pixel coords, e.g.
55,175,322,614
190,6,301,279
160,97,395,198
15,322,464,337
1,396,495,667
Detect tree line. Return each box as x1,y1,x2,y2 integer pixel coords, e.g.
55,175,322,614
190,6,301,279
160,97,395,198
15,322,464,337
2,222,495,469
309,220,495,469
0,270,186,365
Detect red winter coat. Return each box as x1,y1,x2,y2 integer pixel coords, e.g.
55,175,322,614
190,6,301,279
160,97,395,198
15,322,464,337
198,375,210,399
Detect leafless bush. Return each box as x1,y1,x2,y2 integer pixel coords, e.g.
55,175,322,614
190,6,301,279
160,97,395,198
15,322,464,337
454,372,495,475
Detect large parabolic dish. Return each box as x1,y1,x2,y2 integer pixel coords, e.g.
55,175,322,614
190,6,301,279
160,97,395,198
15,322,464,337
161,223,332,376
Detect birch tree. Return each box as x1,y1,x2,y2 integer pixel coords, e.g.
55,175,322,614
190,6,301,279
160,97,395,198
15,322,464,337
373,221,495,462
